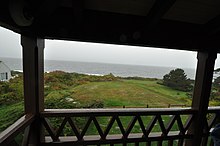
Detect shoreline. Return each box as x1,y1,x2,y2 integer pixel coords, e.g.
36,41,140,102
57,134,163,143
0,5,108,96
1,57,196,79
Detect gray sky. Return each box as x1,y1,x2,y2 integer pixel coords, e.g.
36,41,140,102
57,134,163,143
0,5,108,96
0,26,220,69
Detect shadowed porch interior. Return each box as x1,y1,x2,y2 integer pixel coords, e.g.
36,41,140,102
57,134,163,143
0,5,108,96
1,0,220,145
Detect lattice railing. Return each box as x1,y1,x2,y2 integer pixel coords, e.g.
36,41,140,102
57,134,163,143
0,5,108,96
0,114,35,146
201,107,220,146
1,107,220,146
40,108,197,146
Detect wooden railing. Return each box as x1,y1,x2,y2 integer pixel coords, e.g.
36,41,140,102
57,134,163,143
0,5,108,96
0,114,35,146
202,107,220,145
40,108,196,146
0,107,220,146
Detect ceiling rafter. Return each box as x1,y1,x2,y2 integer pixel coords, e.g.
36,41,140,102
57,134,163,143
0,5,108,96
202,15,220,36
34,0,60,24
144,0,177,32
72,0,84,26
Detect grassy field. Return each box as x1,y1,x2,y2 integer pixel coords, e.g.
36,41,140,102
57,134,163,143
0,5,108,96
72,79,191,108
0,72,193,146
43,77,191,145
70,79,190,141
0,102,24,131
0,77,191,132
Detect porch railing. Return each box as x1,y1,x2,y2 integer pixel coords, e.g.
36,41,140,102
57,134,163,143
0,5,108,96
1,107,220,146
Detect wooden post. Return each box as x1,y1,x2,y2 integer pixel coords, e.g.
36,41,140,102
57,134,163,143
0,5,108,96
186,51,217,146
22,35,45,145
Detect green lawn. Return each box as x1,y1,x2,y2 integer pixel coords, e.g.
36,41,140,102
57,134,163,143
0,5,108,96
0,77,192,146
45,78,190,142
72,79,191,108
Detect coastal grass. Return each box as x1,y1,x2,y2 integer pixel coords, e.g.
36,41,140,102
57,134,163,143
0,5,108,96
72,79,191,108
0,72,192,145
0,102,24,131
65,78,190,137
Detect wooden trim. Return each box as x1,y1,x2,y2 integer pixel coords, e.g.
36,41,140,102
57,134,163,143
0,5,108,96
0,115,35,146
144,0,177,31
186,52,217,146
22,35,45,114
208,106,220,111
40,108,196,145
42,108,195,117
22,125,31,146
21,35,45,145
41,132,193,146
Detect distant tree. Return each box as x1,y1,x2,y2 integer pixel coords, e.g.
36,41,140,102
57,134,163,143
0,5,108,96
162,68,192,92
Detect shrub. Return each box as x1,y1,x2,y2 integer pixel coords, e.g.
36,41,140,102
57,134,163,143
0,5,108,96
83,100,104,108
162,68,192,92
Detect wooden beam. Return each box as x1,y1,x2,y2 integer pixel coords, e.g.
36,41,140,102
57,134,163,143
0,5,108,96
201,15,220,36
144,0,177,31
72,0,84,24
34,0,59,24
21,35,45,145
0,115,35,146
186,51,217,146
22,35,44,114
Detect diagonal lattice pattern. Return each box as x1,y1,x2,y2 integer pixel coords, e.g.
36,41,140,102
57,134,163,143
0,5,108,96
201,108,220,146
40,108,197,145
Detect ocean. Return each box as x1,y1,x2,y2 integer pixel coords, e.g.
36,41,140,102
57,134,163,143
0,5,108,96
0,57,196,79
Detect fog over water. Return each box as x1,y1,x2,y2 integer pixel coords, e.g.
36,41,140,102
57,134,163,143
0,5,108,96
0,57,196,79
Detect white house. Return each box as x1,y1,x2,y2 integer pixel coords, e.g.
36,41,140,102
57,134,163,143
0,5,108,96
0,61,11,81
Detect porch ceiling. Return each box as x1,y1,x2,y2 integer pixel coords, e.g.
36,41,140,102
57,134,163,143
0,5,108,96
1,0,220,52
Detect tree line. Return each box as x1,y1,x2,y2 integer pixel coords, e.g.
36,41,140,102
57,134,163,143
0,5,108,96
162,68,220,104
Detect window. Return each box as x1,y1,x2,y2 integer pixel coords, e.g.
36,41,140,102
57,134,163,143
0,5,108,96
0,72,7,80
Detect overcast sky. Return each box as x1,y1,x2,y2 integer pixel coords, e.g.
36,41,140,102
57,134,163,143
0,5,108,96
0,26,220,69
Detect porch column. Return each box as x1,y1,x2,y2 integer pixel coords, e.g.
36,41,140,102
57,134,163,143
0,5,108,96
187,51,217,146
21,35,45,145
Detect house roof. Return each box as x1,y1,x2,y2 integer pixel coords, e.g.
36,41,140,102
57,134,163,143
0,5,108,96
1,0,220,52
0,61,11,71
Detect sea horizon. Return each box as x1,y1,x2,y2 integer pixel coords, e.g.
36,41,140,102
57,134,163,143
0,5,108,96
0,57,196,79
